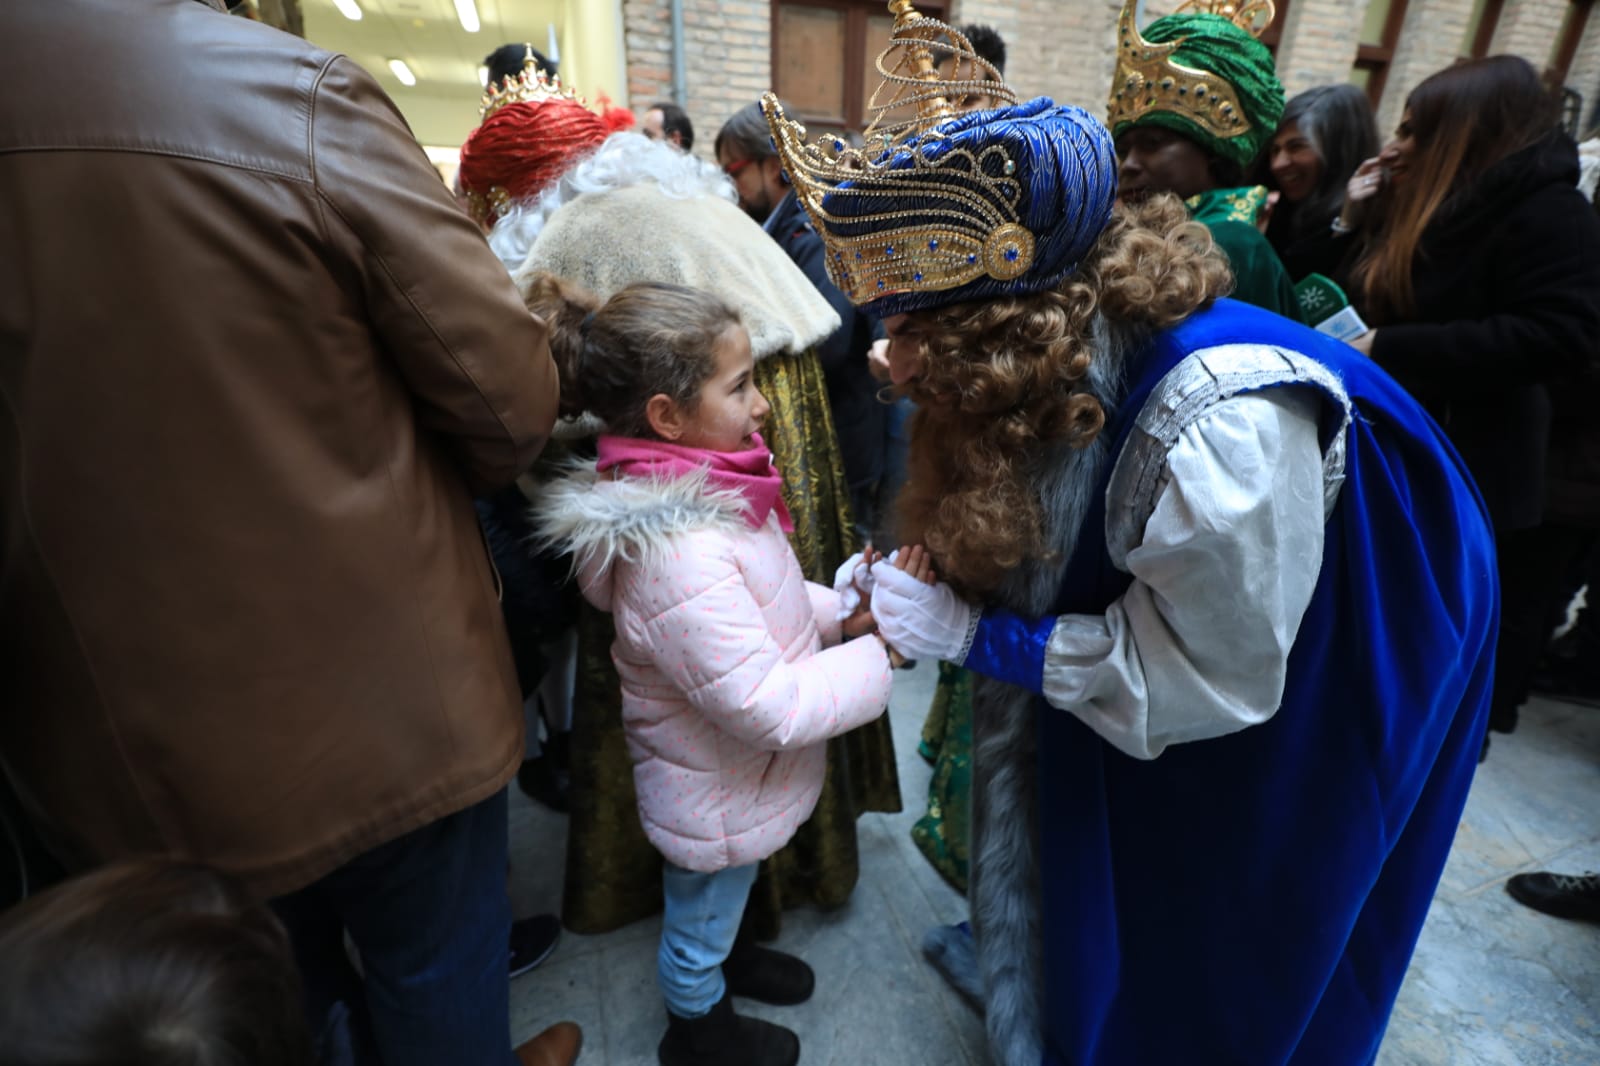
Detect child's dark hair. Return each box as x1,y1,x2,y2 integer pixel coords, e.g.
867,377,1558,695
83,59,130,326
0,859,314,1066
525,275,742,438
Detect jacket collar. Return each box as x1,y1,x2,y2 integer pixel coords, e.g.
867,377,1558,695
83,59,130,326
762,188,805,239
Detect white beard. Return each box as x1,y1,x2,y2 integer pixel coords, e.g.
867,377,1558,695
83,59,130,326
944,314,1140,1066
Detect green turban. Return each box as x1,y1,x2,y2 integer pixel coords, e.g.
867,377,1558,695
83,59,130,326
1113,13,1285,169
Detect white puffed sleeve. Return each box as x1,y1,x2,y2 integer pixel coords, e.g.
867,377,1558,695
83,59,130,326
1040,387,1331,760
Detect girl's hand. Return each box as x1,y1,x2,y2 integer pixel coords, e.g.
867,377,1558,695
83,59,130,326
842,602,878,638
877,632,909,669
893,544,937,586
870,547,978,664
840,545,886,638
867,339,893,384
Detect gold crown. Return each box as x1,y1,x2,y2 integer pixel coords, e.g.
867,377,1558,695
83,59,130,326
761,1,1025,307
1106,0,1275,143
479,47,585,122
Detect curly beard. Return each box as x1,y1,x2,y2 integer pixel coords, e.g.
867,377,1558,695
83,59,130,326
891,195,1232,600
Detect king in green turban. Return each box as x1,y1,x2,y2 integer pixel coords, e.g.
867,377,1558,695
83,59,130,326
1107,3,1299,320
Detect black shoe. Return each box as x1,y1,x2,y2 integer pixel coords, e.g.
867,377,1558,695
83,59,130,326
1505,871,1600,922
509,914,562,978
724,941,814,1005
657,990,798,1066
517,754,570,813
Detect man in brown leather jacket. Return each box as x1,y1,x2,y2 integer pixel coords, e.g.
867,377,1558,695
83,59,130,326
0,2,577,1064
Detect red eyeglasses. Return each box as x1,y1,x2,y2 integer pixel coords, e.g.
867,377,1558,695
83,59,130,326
723,158,754,178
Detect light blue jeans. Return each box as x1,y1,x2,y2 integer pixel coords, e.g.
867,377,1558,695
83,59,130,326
658,861,760,1018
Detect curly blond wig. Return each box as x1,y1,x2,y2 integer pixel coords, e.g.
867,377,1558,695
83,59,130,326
894,194,1232,598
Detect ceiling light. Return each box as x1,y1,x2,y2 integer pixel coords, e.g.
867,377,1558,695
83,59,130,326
330,0,362,20
387,59,417,87
453,0,480,33
477,64,489,87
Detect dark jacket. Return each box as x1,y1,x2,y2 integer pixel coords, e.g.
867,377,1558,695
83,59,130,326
1264,199,1349,283
765,190,885,491
1357,132,1600,531
0,0,558,897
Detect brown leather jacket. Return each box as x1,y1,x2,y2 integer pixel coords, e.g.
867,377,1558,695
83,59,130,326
0,0,558,897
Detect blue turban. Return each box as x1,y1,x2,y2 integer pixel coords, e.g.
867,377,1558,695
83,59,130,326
817,98,1119,317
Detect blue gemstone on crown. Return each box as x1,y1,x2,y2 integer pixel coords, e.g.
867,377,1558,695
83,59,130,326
886,245,895,257
913,271,923,282
967,254,978,264
1005,247,1020,262
877,280,886,289
928,239,939,251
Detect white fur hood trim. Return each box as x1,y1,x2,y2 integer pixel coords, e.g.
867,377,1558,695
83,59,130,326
532,462,753,604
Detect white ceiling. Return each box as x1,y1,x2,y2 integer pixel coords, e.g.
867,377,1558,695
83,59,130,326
302,0,570,148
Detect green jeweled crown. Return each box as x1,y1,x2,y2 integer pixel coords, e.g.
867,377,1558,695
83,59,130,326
1107,1,1277,149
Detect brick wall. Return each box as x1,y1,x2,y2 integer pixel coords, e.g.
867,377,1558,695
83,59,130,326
1568,6,1600,128
1373,0,1473,134
622,0,771,160
628,1,1600,161
1275,0,1367,96
1491,0,1566,60
952,0,1122,115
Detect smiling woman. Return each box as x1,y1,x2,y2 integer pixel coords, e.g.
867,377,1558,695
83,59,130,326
1259,84,1378,280
1332,54,1600,747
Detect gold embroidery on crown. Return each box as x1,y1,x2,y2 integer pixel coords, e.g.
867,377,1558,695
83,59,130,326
479,46,588,121
1106,0,1276,145
761,1,1028,306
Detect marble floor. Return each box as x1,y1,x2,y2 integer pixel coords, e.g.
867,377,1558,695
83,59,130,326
506,665,1600,1065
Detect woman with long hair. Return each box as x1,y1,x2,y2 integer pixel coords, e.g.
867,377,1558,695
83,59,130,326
1259,83,1379,280
1339,54,1600,741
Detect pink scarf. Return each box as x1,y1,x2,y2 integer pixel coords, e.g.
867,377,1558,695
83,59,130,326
595,433,794,532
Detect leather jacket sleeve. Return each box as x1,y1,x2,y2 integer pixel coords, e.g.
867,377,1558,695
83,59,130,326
309,56,558,494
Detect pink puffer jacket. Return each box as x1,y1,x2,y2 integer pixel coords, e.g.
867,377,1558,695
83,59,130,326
535,464,893,872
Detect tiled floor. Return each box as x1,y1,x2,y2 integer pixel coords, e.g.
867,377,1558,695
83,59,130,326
507,665,1600,1065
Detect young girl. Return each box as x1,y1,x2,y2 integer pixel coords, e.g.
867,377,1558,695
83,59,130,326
528,275,897,1066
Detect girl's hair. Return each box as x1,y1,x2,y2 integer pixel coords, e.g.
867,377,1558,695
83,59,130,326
524,276,741,437
894,194,1231,597
1270,84,1380,237
1353,55,1558,321
0,859,313,1066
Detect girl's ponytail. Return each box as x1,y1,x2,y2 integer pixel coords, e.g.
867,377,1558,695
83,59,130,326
523,272,601,420
522,276,738,437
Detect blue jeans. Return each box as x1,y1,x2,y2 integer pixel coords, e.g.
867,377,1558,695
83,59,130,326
274,790,518,1066
658,861,759,1018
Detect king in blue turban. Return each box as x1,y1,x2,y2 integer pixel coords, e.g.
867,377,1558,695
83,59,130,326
764,4,1497,1064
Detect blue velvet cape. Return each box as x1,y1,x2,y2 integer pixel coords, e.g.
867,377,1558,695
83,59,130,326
965,300,1498,1065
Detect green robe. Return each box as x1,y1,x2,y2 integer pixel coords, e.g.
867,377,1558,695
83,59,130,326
1185,186,1302,321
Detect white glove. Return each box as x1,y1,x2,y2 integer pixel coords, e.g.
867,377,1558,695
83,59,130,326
869,559,981,663
833,551,876,622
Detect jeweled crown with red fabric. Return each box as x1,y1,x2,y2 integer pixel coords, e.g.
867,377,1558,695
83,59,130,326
459,54,635,226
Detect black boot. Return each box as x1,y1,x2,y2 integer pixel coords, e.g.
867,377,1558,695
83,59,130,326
657,990,799,1066
724,938,815,1005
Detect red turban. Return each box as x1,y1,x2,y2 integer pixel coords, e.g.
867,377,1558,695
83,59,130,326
459,87,635,226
